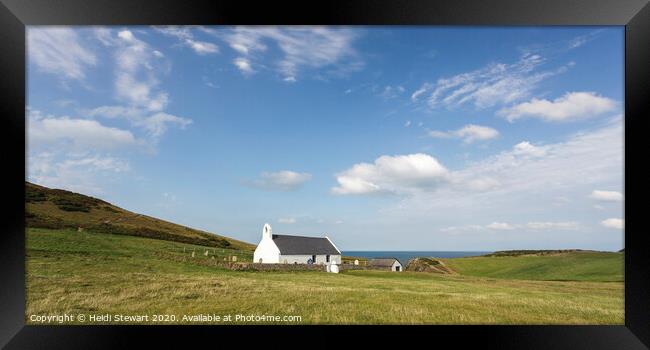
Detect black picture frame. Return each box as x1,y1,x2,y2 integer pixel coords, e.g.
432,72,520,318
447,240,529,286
1,0,648,348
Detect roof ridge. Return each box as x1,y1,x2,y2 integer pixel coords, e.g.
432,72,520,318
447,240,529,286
272,233,328,239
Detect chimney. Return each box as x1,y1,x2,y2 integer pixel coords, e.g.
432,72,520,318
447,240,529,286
263,223,272,239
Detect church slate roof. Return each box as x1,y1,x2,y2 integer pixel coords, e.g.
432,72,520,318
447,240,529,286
272,234,340,255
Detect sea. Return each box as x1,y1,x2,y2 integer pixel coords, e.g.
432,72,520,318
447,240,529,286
342,251,492,264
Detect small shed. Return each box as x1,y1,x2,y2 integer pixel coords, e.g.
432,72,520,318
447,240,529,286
368,258,403,272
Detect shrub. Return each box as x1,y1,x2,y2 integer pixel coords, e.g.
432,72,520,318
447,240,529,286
53,198,91,212
25,187,47,203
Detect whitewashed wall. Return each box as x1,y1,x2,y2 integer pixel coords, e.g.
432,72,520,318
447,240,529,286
253,236,280,263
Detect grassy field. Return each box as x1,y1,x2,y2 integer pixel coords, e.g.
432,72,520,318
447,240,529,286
441,251,623,282
26,228,624,325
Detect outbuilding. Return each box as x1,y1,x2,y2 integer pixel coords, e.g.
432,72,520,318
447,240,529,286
368,258,403,271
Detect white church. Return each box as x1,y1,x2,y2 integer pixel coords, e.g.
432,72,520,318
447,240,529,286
253,223,342,268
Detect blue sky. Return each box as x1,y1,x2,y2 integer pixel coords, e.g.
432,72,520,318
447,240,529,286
27,26,624,251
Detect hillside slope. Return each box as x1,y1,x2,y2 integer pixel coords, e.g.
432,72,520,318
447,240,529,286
441,251,623,282
25,182,255,250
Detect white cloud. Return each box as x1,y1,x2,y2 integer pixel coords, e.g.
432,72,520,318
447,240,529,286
465,177,501,191
440,225,485,233
429,124,499,143
499,92,617,122
411,83,432,101
154,26,219,55
278,218,296,224
486,222,516,230
28,152,129,195
186,40,219,55
332,153,450,195
526,221,579,230
449,119,622,197
233,57,254,75
380,85,405,99
82,29,191,141
404,120,411,127
601,218,624,229
28,109,138,151
88,106,192,140
376,118,622,245
138,112,193,137
28,27,96,80
512,141,547,157
340,118,621,202
213,26,362,81
94,27,117,47
567,30,603,49
414,53,571,110
114,29,170,111
248,170,312,191
442,221,579,233
590,190,623,202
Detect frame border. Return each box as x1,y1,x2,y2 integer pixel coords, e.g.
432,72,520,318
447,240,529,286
1,0,648,348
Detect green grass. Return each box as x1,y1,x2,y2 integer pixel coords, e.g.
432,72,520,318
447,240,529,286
440,252,623,282
26,228,624,325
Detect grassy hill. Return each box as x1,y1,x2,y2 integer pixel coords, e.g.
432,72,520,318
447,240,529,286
27,227,623,324
25,182,254,250
441,251,623,282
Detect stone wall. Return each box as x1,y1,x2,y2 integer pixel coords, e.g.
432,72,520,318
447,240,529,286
157,252,397,272
339,264,391,271
227,262,328,271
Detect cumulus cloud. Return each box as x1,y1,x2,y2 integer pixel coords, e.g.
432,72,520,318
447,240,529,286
499,92,617,122
28,27,96,80
413,53,571,109
428,124,499,144
332,153,450,195
247,171,312,191
601,218,624,229
590,190,623,202
447,119,622,198
376,117,623,243
208,26,362,81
